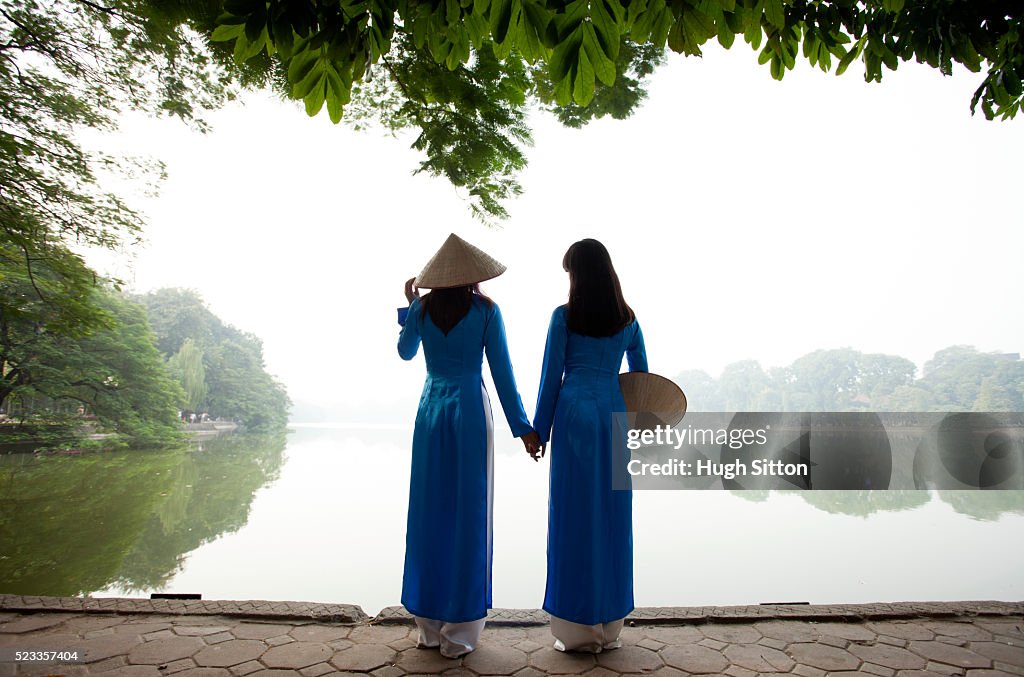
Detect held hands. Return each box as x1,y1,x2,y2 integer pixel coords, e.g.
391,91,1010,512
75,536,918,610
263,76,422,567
521,430,545,462
404,277,420,304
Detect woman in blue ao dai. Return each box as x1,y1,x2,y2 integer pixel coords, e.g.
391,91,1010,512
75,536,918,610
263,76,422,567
397,233,541,658
533,239,648,653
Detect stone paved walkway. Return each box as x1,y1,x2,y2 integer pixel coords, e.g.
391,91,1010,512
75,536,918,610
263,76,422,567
0,597,1021,676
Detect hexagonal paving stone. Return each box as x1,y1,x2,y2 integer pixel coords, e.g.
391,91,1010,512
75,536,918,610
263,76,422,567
175,670,231,677
970,641,1024,667
233,623,296,640
330,643,397,671
462,644,530,674
194,639,267,667
5,632,80,652
810,622,877,642
641,625,705,644
922,622,993,641
509,668,547,677
850,642,928,670
439,669,475,677
96,667,163,677
755,620,821,644
161,657,196,674
786,642,861,671
0,614,74,633
869,622,936,641
74,632,143,663
480,627,528,647
975,620,1024,638
701,624,763,644
261,641,333,669
596,645,663,672
661,643,729,673
298,662,334,677
288,625,351,643
646,668,688,677
16,666,88,677
348,625,411,644
231,659,265,675
529,647,597,673
395,646,462,672
62,615,126,633
909,641,993,669
114,623,173,635
173,625,232,636
127,635,205,664
724,643,796,672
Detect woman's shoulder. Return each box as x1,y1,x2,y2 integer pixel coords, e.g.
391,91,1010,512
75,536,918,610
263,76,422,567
471,294,498,312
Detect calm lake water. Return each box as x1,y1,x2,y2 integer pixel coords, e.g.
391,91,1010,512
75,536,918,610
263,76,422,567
2,424,1023,615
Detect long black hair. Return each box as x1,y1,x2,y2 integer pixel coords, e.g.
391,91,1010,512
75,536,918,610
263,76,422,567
562,238,634,337
419,284,493,335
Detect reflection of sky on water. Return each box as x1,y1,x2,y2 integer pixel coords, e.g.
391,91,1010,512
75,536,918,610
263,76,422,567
4,426,1022,615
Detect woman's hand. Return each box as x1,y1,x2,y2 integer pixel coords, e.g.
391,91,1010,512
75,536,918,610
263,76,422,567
521,430,544,462
404,277,420,304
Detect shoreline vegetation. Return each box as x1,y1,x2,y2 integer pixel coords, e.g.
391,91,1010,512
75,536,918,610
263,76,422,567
0,287,289,453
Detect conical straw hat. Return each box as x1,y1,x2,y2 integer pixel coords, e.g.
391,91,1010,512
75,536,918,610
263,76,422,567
415,233,507,289
619,372,687,431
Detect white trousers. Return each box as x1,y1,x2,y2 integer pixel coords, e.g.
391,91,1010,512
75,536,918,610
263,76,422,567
550,615,625,653
414,616,487,658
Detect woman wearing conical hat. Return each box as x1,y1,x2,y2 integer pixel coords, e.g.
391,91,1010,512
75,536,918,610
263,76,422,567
532,238,648,653
396,233,541,658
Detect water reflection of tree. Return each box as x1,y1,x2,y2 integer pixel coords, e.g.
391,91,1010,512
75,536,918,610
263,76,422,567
796,490,930,517
111,433,286,591
936,490,1024,521
730,489,931,515
0,449,182,595
0,433,285,596
730,488,1024,521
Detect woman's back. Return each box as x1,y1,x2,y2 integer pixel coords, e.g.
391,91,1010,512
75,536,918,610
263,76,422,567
410,296,492,378
534,305,647,441
562,307,642,380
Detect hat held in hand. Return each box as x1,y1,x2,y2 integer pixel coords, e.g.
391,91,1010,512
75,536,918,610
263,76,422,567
415,233,507,289
619,372,687,432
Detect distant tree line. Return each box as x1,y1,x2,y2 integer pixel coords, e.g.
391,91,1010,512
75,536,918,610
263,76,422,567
135,289,291,431
677,346,1024,412
0,248,289,446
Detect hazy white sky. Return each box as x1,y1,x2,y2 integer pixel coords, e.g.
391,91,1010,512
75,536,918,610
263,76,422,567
84,44,1023,417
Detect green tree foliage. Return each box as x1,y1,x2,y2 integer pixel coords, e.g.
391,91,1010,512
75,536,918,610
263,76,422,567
0,247,184,446
676,345,1022,412
919,345,1024,411
200,0,1022,220
4,1,1018,242
137,288,291,430
0,241,110,409
0,0,233,295
1,0,235,440
167,338,208,412
62,292,187,445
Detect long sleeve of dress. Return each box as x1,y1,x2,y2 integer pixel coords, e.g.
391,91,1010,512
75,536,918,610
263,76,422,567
533,307,568,445
626,321,649,373
483,303,533,438
481,303,532,438
397,298,422,360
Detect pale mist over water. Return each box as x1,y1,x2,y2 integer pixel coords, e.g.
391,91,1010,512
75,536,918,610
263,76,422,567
3,425,1006,615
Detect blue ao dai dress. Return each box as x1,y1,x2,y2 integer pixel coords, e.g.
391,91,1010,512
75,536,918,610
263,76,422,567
397,295,533,622
533,305,648,626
